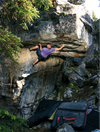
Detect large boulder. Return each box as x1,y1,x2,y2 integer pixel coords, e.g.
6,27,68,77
0,2,95,118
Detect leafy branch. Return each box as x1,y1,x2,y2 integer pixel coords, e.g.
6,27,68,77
0,25,23,63
0,0,52,30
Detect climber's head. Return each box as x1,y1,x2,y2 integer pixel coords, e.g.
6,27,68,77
47,44,51,49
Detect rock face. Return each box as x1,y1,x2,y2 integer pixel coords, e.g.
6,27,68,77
0,2,96,118
0,49,63,118
93,19,100,40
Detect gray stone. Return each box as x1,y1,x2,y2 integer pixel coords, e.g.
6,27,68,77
96,30,100,42
44,122,52,130
57,123,75,132
86,95,96,106
69,71,86,87
63,61,88,87
91,75,99,86
83,37,99,68
80,17,93,33
94,19,100,33
93,19,100,40
96,88,100,100
72,57,83,66
75,62,87,77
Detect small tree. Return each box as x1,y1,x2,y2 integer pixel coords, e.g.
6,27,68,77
0,26,23,63
92,11,98,21
0,0,53,30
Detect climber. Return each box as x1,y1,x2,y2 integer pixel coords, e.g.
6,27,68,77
30,43,65,65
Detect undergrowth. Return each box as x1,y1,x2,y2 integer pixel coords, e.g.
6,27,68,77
0,109,28,132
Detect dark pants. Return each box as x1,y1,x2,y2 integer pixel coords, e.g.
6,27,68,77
36,48,44,60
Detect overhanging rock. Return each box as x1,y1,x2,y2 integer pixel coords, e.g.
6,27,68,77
0,2,93,57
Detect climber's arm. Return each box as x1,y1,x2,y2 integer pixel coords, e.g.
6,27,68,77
39,43,42,51
55,44,65,51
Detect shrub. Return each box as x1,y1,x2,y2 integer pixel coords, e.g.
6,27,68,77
0,109,27,132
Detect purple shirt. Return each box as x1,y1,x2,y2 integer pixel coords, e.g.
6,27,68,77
41,48,55,58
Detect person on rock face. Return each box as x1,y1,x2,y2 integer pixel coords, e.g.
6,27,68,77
30,43,65,65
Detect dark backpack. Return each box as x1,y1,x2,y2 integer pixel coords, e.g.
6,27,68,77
51,102,88,130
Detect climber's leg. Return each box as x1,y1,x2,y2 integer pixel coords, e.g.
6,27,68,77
33,58,39,65
30,45,39,51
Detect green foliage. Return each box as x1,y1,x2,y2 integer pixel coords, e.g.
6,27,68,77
67,83,80,90
92,11,98,21
34,0,53,10
0,25,23,63
0,0,52,30
1,0,39,30
0,109,27,132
